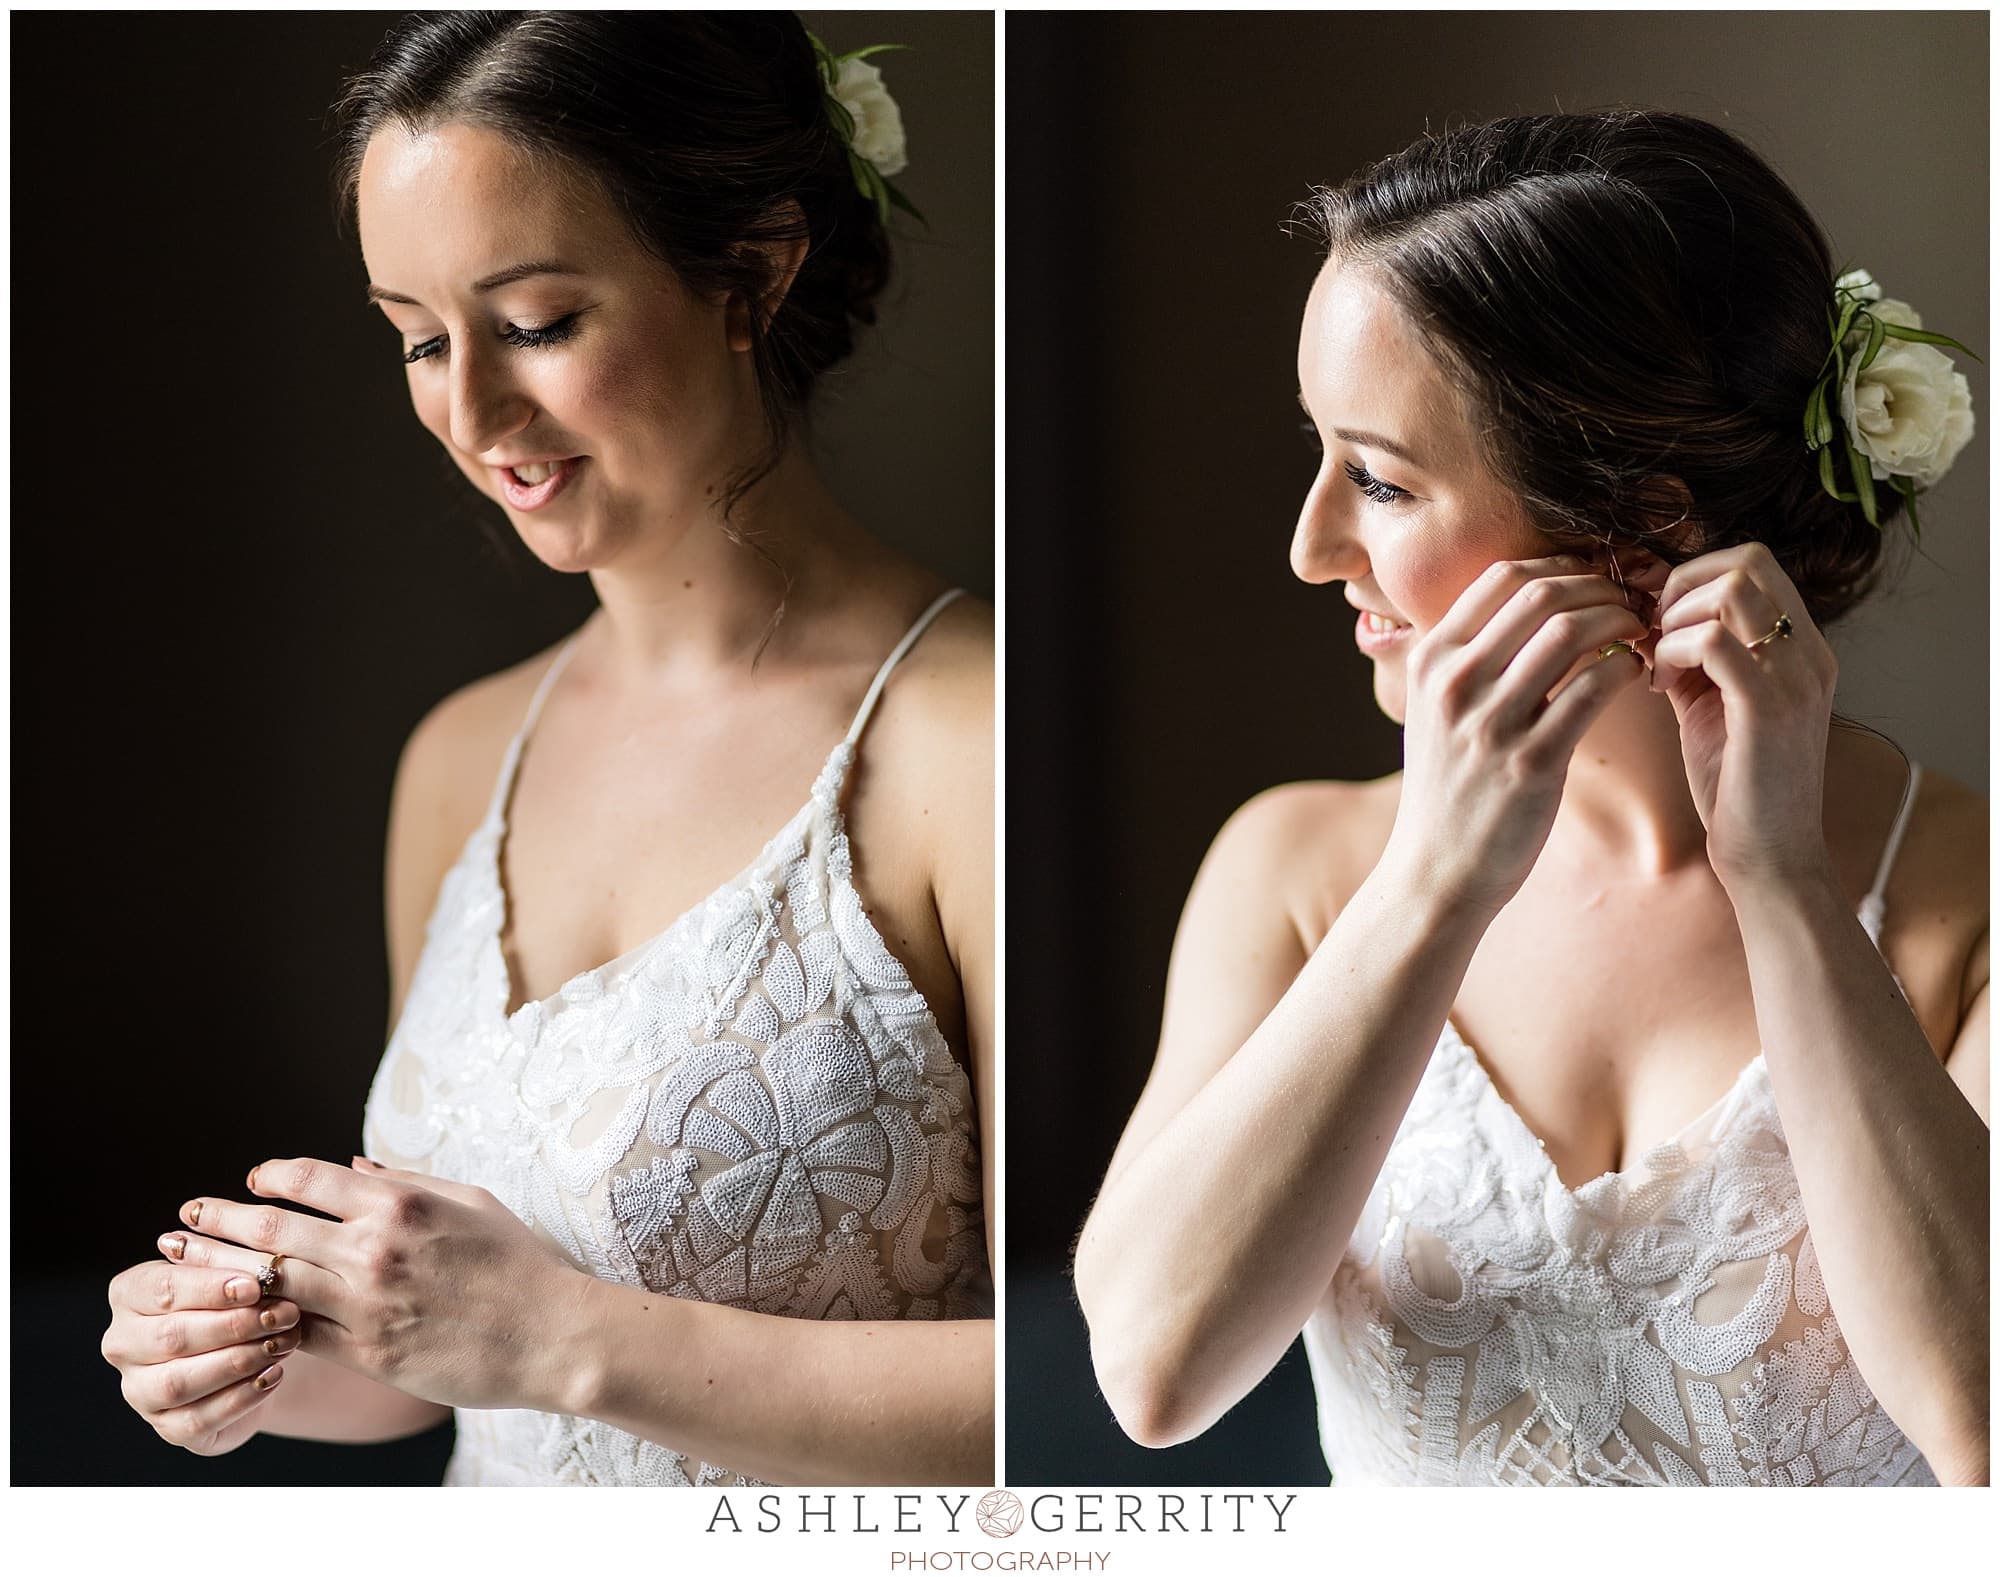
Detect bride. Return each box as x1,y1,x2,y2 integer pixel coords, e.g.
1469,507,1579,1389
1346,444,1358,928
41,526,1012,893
99,12,992,1486
1075,111,1987,1486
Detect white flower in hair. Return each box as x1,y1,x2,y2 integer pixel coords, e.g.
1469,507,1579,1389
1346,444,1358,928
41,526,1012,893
1836,279,1975,488
1835,268,1882,303
832,56,907,178
1807,266,1980,531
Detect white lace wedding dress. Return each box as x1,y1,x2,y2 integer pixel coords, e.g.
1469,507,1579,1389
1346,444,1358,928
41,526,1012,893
363,589,989,1485
1303,762,1939,1486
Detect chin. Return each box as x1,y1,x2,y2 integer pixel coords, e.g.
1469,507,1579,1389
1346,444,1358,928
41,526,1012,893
509,517,617,575
1371,665,1408,727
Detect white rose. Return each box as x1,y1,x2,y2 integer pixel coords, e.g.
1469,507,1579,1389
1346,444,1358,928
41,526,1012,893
1841,335,1976,487
1835,268,1882,303
832,57,907,179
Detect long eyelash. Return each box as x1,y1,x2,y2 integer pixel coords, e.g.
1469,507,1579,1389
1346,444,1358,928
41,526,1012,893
1343,459,1410,505
402,313,581,366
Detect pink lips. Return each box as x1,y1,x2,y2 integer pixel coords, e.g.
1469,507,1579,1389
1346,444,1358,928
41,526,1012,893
498,456,585,511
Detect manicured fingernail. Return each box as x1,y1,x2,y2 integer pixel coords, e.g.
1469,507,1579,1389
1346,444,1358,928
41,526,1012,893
254,1364,284,1391
225,1277,256,1304
263,1333,298,1357
158,1234,186,1261
259,1305,286,1330
182,1201,201,1227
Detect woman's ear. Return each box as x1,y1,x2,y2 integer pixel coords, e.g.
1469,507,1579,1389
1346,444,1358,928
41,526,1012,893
1603,478,1704,620
725,203,811,353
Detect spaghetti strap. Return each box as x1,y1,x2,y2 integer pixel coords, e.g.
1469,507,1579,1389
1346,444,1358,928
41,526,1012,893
1858,759,1923,943
482,634,583,826
842,588,966,746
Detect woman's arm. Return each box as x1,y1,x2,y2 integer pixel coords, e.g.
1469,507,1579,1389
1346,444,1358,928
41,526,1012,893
539,1286,990,1485
1649,543,1988,1483
1073,784,1493,1447
1730,858,1988,1484
251,681,506,1448
253,1353,449,1444
1075,558,1645,1447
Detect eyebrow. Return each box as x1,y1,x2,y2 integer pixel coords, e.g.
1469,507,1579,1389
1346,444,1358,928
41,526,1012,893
1295,390,1426,469
365,259,585,307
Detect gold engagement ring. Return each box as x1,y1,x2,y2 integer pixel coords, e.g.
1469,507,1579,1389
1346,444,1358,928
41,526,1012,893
1745,613,1793,649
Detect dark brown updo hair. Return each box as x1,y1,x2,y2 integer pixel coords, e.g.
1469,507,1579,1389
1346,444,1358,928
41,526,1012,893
327,10,892,513
1303,110,1901,627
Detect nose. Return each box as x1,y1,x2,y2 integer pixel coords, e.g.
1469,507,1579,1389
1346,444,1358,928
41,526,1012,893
444,339,534,459
1289,463,1368,585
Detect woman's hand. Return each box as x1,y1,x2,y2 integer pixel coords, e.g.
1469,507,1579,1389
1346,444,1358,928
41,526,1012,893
1385,553,1648,913
101,1250,302,1454
1649,541,1839,889
165,1157,588,1412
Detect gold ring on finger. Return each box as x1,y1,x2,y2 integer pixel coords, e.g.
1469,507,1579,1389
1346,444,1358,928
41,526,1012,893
1745,613,1792,650
1596,641,1635,661
256,1253,285,1297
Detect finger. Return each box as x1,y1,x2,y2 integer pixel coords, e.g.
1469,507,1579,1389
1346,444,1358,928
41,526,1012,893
150,1362,287,1455
1459,572,1637,689
126,1327,304,1416
247,1155,396,1223
166,1228,347,1309
1655,573,1782,646
131,1297,302,1363
1428,554,1595,649
1655,542,1807,631
1491,602,1648,725
111,1255,269,1317
1651,620,1768,702
352,1155,480,1205
178,1192,337,1265
1530,643,1647,759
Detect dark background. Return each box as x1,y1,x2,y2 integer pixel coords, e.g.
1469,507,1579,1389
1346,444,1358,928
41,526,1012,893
11,8,992,1486
1004,9,1989,1485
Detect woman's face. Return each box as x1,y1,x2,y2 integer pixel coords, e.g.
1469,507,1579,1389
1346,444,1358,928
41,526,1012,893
357,121,760,574
1293,258,1552,723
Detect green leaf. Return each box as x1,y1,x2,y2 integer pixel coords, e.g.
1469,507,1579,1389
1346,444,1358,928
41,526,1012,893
1878,323,1984,362
1843,430,1880,527
805,30,837,77
886,180,927,226
1818,383,1836,447
1860,311,1887,372
849,154,890,226
836,43,909,64
1832,295,1861,349
1803,380,1822,445
1818,441,1857,504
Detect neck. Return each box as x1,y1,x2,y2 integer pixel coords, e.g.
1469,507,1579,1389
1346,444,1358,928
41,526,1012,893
581,446,876,682
1545,678,1713,879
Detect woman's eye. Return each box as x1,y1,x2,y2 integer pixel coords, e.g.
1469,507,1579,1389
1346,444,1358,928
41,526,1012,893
400,313,581,366
1343,459,1411,506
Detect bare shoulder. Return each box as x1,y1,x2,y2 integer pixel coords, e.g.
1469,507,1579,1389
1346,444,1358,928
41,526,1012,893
867,594,993,742
1202,772,1403,951
1892,761,1989,1019
392,645,565,840
383,641,569,1016
859,593,993,822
